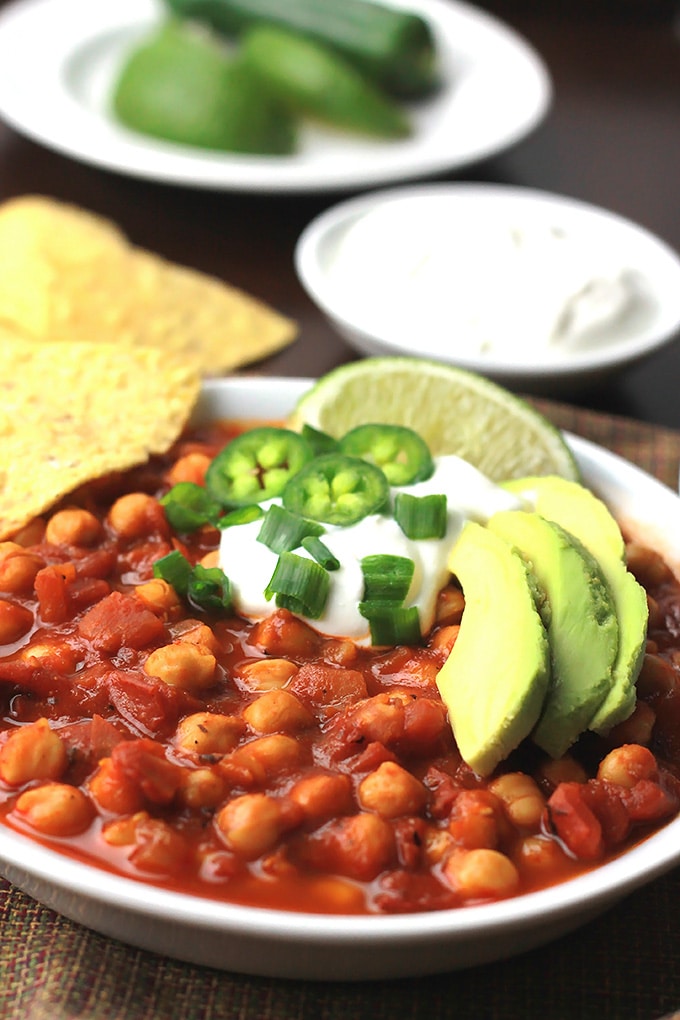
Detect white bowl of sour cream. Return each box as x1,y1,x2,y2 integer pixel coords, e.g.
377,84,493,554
295,184,680,394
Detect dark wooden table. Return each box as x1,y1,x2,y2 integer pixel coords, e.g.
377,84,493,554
1,3,680,1018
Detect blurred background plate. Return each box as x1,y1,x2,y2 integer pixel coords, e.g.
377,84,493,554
0,0,551,192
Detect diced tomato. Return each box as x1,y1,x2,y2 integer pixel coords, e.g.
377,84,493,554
547,782,605,860
78,591,165,653
34,562,77,623
111,738,183,805
621,779,679,823
582,780,631,847
105,669,197,737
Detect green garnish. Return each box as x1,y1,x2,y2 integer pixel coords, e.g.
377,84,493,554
394,492,448,540
282,453,389,527
160,482,222,532
264,551,330,619
257,503,324,554
188,563,233,613
361,554,414,603
218,505,264,528
301,535,340,571
359,603,422,646
153,549,193,594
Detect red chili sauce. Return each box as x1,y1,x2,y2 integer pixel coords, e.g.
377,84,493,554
0,420,679,916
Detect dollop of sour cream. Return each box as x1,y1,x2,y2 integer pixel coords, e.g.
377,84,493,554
218,455,522,644
326,201,647,361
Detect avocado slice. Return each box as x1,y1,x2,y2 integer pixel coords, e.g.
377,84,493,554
488,511,619,758
504,476,648,733
436,521,551,777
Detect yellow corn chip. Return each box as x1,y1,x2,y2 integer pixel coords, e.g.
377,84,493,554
0,195,297,372
0,335,201,540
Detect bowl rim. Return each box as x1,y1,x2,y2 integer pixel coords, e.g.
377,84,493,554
294,182,680,380
3,373,680,975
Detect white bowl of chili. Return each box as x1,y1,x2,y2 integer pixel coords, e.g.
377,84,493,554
1,374,680,981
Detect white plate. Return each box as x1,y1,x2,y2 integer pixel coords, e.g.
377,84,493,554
0,0,551,192
1,374,680,981
295,183,680,392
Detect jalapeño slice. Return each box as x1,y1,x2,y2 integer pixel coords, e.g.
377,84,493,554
339,424,434,485
205,427,314,508
282,453,389,527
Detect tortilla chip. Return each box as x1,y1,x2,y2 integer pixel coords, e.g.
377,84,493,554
0,195,297,372
0,335,201,540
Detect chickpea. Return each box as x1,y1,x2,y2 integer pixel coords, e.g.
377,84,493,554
536,755,588,791
45,508,102,547
489,773,546,830
237,658,299,692
174,712,244,756
10,518,46,546
102,811,149,847
14,782,93,837
166,452,212,487
0,599,33,644
108,493,160,540
19,642,78,674
243,689,313,735
0,719,67,786
0,543,43,595
597,744,658,789
134,578,181,618
515,835,565,874
252,611,320,658
322,639,358,666
288,772,354,821
216,793,298,860
144,642,217,692
306,877,365,913
230,735,302,778
442,848,519,900
178,767,227,809
172,620,220,655
358,761,428,819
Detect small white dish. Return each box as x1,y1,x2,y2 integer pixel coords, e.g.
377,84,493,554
295,184,680,392
1,374,680,981
0,0,551,192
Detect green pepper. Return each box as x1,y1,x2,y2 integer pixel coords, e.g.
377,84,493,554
111,19,296,155
205,427,314,508
282,453,389,526
161,0,439,99
339,424,434,486
240,26,411,138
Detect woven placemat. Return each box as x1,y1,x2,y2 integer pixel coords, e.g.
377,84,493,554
2,401,680,1020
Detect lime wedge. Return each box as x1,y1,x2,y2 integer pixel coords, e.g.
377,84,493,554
288,358,580,482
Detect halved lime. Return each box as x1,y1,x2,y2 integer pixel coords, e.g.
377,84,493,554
288,358,579,482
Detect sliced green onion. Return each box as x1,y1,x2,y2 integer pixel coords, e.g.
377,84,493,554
188,563,233,613
152,549,192,595
394,492,448,540
301,535,340,571
218,505,264,529
361,554,414,604
301,423,339,457
160,482,221,532
257,504,324,554
359,603,422,646
264,551,329,619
